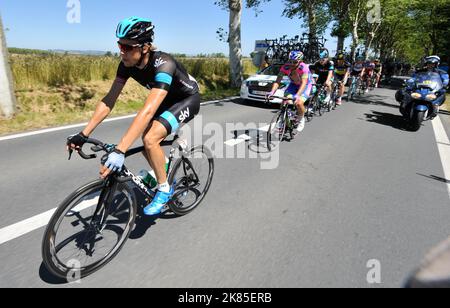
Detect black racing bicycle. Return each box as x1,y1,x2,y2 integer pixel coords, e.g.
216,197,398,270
266,96,298,151
42,135,214,280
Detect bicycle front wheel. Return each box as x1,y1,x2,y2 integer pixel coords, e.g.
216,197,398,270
42,179,137,280
267,110,286,151
167,146,215,216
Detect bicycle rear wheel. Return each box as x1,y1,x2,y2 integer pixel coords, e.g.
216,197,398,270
42,179,137,280
167,146,214,216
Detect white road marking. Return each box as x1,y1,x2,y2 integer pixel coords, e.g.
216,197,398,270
0,198,98,245
432,116,450,198
224,125,270,146
224,134,249,147
0,97,239,142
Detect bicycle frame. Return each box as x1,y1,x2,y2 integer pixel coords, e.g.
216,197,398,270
83,134,190,227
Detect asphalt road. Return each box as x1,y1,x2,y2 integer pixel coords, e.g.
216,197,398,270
1,88,449,288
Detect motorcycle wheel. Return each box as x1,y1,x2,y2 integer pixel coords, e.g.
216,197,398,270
411,110,425,131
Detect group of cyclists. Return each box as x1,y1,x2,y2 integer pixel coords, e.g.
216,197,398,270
64,16,447,217
267,49,384,134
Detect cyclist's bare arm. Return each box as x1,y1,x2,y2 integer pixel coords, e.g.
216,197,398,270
115,88,168,153
82,78,127,136
326,70,334,84
270,74,284,93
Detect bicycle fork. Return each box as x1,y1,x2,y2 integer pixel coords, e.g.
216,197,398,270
90,179,117,233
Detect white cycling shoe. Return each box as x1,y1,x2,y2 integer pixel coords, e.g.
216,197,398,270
296,117,306,133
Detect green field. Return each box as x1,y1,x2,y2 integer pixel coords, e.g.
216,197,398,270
1,53,257,135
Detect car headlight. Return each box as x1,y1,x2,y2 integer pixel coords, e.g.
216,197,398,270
411,93,422,99
426,94,437,100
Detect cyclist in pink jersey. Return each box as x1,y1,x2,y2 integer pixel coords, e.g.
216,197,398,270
268,51,312,133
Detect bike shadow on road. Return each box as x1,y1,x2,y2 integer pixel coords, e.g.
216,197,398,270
439,109,450,116
416,173,450,184
232,98,279,111
349,94,399,109
361,110,410,131
127,186,181,240
39,264,68,285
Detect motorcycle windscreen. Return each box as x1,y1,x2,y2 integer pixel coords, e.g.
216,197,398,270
415,72,443,91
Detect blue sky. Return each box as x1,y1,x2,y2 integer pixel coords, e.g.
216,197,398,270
0,0,350,56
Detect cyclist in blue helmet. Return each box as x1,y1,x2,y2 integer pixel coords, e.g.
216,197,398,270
67,17,201,216
268,50,313,133
310,49,334,103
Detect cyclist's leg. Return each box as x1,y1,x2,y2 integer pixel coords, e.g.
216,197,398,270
376,72,381,87
317,74,329,100
150,94,201,181
296,84,312,117
295,87,311,132
284,83,301,120
335,75,345,102
143,94,200,215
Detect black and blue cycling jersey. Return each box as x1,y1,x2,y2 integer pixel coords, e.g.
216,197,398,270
310,60,335,84
114,51,200,134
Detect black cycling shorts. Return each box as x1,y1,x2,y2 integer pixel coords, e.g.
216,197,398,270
335,74,346,82
155,93,201,134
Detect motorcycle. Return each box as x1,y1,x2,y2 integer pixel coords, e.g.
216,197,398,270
397,71,446,131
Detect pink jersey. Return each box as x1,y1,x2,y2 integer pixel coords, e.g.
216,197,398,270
279,62,312,86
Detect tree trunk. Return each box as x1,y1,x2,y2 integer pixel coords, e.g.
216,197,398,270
228,0,243,88
0,14,16,118
364,32,373,59
350,21,359,61
349,1,364,61
335,0,350,53
337,36,345,52
307,3,318,39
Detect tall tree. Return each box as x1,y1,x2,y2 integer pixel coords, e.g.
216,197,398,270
330,0,352,53
215,0,271,88
282,0,330,40
348,0,368,61
0,13,16,118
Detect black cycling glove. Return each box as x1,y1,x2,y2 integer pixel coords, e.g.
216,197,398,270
67,132,88,148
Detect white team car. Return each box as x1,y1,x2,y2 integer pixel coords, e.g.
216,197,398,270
240,64,290,104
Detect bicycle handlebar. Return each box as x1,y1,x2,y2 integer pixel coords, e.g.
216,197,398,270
68,138,106,160
265,95,295,105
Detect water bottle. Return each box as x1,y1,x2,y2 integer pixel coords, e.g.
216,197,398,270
138,169,158,189
138,157,170,189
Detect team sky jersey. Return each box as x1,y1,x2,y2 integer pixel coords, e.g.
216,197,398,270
311,60,335,78
115,51,199,102
279,62,313,86
334,61,351,76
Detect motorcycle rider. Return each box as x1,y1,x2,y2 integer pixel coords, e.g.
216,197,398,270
396,56,449,118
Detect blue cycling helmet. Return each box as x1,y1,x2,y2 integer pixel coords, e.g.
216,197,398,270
289,50,304,61
116,17,154,44
319,49,329,59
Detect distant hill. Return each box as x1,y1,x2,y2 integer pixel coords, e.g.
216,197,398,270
50,49,109,56
8,47,115,56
